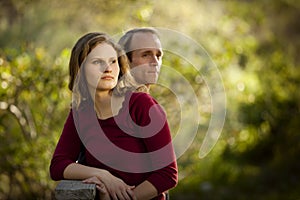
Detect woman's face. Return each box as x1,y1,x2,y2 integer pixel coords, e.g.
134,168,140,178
84,42,120,93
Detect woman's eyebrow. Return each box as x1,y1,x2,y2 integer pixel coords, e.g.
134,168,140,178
89,57,117,62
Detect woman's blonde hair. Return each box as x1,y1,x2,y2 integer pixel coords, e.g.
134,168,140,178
69,32,147,107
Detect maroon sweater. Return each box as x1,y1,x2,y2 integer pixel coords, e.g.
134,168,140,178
50,92,178,199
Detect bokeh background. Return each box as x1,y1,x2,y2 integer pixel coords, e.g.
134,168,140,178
1,0,300,199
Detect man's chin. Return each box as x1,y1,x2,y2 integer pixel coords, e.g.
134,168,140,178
144,79,158,85
135,78,158,85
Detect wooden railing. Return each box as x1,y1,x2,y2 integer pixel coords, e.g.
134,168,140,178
54,180,96,200
54,180,170,200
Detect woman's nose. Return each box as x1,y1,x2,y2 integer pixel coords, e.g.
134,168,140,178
102,62,113,72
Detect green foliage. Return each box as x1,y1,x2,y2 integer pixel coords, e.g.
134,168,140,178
170,1,300,199
0,0,300,199
0,46,70,199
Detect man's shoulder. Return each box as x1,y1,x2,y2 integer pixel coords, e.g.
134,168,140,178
130,91,152,100
127,91,156,106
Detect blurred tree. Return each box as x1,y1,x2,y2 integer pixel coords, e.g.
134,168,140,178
169,0,300,199
0,0,299,199
0,46,70,199
0,0,153,56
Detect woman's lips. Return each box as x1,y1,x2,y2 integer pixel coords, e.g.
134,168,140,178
101,75,114,80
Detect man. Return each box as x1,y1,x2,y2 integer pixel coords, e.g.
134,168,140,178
119,28,171,200
118,28,163,89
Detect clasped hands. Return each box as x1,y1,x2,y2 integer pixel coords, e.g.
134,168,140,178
82,171,137,200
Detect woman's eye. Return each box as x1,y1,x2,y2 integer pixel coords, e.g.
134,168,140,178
93,60,104,65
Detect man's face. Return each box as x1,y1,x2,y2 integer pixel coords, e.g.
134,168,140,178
129,32,163,85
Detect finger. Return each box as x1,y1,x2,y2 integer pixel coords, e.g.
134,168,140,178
82,177,92,182
96,185,107,194
82,179,92,183
82,177,96,183
93,181,106,192
82,180,94,184
111,193,118,200
126,189,137,200
97,182,106,191
120,190,131,200
83,177,100,184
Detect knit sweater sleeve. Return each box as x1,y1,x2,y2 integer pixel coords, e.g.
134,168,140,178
49,109,82,180
129,92,178,194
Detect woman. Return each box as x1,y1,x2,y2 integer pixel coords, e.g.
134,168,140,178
50,32,178,200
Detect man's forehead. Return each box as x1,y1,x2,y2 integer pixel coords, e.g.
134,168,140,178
129,32,162,52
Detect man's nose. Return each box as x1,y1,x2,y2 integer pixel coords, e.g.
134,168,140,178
150,55,160,66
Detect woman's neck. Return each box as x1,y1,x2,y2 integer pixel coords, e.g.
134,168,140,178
93,90,125,120
94,90,113,119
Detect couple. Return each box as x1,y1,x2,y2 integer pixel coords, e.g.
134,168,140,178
50,28,178,200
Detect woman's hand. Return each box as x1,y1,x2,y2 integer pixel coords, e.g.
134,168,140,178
98,170,136,200
83,176,110,200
